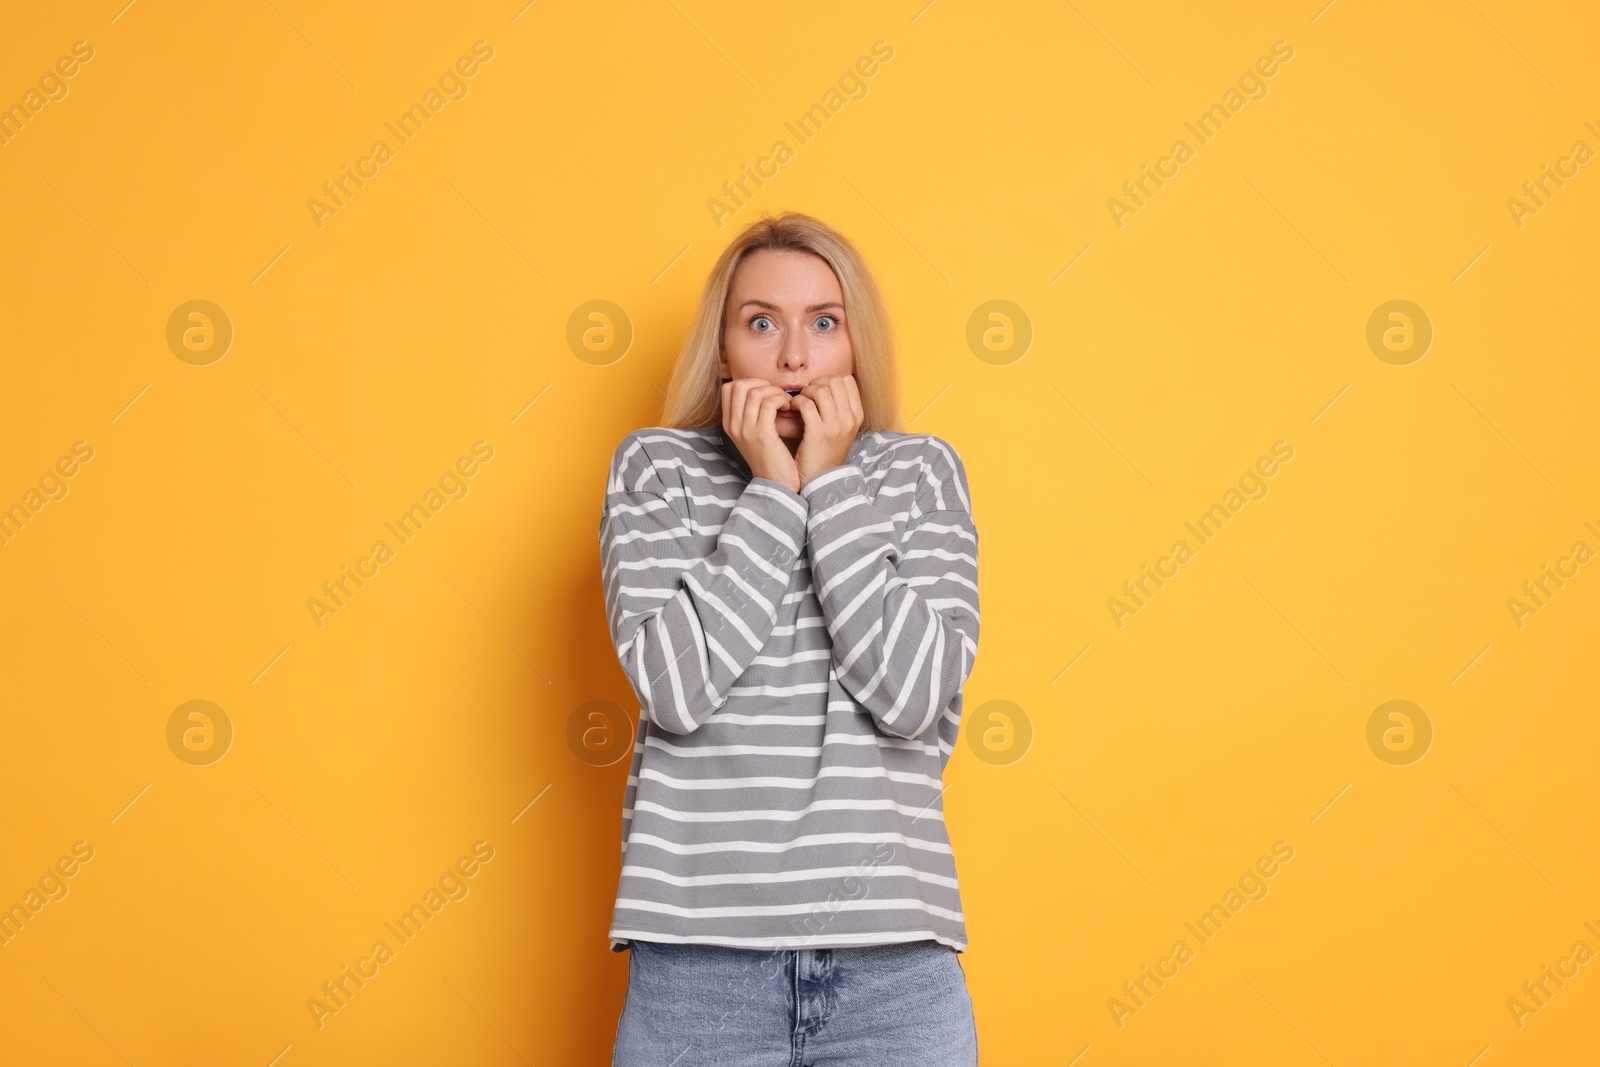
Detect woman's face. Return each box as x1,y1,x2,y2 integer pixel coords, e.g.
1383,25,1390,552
719,248,854,441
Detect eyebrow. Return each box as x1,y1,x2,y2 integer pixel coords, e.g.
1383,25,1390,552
738,300,845,313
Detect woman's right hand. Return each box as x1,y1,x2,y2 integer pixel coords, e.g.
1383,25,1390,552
721,378,801,493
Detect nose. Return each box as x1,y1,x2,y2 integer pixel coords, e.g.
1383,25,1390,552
778,321,808,371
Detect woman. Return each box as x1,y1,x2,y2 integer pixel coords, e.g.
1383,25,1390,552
599,211,981,1065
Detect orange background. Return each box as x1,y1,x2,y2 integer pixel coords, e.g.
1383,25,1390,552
2,1,1597,1063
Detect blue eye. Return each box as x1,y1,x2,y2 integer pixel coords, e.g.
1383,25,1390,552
816,315,838,331
750,315,775,332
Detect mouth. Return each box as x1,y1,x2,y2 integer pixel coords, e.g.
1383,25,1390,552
779,385,803,417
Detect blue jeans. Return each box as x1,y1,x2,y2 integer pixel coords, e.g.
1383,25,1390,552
612,938,979,1066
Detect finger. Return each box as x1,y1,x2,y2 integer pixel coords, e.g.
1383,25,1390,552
742,384,767,439
727,378,749,434
755,383,785,415
811,379,838,426
842,375,863,425
801,375,834,400
791,392,820,431
742,382,774,431
738,381,767,440
759,389,787,426
750,385,787,438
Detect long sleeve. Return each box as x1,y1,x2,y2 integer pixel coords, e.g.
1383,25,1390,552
598,431,809,735
797,436,980,741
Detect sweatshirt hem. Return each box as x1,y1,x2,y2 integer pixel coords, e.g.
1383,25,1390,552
609,928,966,953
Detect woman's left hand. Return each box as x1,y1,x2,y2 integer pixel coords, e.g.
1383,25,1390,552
792,374,864,490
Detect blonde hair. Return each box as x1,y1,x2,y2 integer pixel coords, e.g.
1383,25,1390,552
658,211,903,433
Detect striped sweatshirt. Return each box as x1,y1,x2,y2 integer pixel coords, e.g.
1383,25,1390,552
597,422,980,953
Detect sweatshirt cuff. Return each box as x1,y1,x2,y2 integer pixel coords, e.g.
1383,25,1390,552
738,477,811,567
750,475,807,510
798,464,867,511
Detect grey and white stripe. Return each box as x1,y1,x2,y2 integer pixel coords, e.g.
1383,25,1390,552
597,424,980,952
